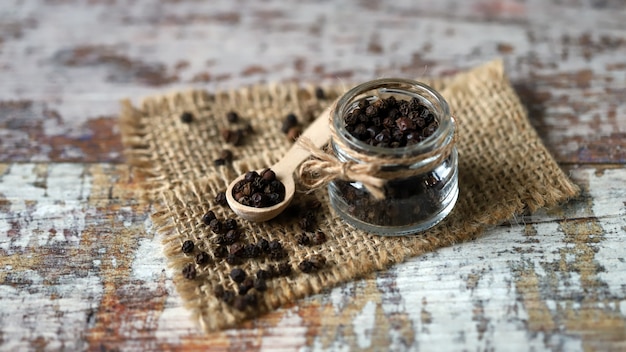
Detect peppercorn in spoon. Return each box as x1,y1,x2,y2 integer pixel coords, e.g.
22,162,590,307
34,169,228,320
225,106,332,222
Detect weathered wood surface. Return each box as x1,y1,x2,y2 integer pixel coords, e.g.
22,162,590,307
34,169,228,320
0,0,625,351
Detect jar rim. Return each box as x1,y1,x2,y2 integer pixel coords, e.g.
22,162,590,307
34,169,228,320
333,78,454,157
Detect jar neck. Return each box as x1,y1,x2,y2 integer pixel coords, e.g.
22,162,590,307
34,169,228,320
332,78,454,166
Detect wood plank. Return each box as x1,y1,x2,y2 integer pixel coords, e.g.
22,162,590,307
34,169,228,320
0,0,624,163
1,163,624,350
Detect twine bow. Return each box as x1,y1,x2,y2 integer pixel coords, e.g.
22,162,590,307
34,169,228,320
297,138,387,199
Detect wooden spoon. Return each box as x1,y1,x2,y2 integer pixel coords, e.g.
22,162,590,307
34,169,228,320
225,106,332,222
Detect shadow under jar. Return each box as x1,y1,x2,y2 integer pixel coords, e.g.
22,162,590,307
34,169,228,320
328,78,458,235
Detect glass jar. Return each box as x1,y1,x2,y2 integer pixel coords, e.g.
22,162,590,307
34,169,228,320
328,78,458,235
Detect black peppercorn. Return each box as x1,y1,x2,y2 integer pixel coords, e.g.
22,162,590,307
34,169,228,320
202,211,216,225
181,240,194,254
209,219,223,234
230,268,247,283
229,242,245,257
221,290,235,304
256,238,270,253
226,111,239,123
215,191,227,206
195,251,210,265
226,253,242,265
224,218,237,231
180,111,194,123
312,231,327,245
244,293,257,307
281,113,299,133
182,263,197,279
299,211,317,232
268,249,286,261
220,149,233,162
314,86,325,100
298,260,316,273
253,277,267,292
256,269,271,280
238,277,254,295
243,243,262,258
213,284,225,299
299,254,326,273
224,229,240,244
214,245,228,258
295,233,310,246
265,264,278,278
277,262,292,276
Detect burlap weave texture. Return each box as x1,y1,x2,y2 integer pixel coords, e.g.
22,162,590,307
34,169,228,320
120,60,579,332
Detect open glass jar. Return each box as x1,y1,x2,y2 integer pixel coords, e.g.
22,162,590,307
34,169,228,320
328,78,458,235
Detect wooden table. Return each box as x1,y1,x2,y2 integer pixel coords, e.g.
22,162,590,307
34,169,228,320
1,0,625,350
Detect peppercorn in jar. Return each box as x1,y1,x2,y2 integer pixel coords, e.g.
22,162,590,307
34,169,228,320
327,78,458,235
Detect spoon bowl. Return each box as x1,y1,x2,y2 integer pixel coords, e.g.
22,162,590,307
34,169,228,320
225,167,296,222
225,106,332,222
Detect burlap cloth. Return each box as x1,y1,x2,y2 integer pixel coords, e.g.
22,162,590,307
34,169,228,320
120,60,579,332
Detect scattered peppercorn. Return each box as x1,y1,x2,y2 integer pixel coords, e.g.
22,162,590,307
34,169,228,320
244,293,258,307
220,149,234,162
243,243,262,258
221,289,235,304
224,218,237,231
286,126,302,142
229,242,245,257
215,229,240,245
253,277,267,291
195,251,210,265
298,260,316,273
209,219,223,234
221,128,244,146
213,284,225,299
210,244,226,258
215,191,228,206
314,86,325,100
281,113,299,133
268,240,282,252
226,253,242,265
226,111,239,123
232,169,285,208
256,269,271,280
238,277,254,295
299,211,317,232
230,268,247,283
265,264,279,278
277,262,292,276
180,111,194,123
295,233,311,246
256,238,270,253
312,231,327,245
182,263,197,279
181,240,194,254
202,211,216,225
298,254,326,273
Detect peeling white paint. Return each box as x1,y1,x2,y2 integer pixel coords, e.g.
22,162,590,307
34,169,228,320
260,310,307,352
0,163,92,254
352,300,376,349
0,271,102,351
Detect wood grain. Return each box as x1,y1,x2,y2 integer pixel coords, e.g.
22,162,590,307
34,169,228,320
1,0,625,350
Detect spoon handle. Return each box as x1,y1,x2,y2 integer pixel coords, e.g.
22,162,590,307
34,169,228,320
272,107,332,176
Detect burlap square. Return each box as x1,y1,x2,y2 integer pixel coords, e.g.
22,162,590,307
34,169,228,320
120,60,579,332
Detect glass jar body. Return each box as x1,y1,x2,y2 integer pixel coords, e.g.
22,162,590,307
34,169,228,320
328,78,458,235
